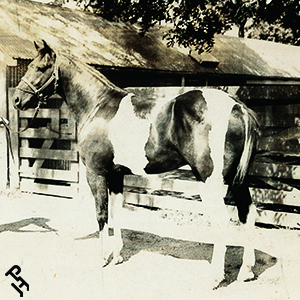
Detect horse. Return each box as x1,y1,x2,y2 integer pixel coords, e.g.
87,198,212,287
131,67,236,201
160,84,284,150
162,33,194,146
12,40,259,288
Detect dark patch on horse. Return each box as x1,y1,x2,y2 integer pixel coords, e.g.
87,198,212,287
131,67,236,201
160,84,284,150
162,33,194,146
108,164,132,194
223,104,245,184
131,94,156,119
145,90,214,180
170,90,213,182
144,98,187,174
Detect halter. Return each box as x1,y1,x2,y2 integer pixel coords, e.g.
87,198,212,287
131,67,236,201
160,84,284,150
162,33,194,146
15,54,59,132
16,56,59,109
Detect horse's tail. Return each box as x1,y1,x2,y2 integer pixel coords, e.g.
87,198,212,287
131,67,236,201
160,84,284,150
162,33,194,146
233,103,259,185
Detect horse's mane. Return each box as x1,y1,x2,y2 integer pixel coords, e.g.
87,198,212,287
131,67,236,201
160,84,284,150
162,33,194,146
67,56,125,94
61,55,127,118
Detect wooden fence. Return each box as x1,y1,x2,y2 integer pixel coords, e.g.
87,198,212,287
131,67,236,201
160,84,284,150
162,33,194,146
8,88,79,198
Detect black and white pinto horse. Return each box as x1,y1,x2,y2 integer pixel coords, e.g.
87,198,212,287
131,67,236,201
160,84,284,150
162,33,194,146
13,41,259,287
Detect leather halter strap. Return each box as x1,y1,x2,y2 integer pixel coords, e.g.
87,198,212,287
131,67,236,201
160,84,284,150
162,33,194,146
16,57,59,106
14,55,59,133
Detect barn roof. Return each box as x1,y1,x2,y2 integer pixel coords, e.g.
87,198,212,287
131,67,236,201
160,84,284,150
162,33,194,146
0,0,204,72
1,0,300,80
202,35,300,79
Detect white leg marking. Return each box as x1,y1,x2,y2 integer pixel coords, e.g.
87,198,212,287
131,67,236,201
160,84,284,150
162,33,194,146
100,223,111,267
199,90,236,287
237,203,256,281
211,240,227,287
110,192,124,265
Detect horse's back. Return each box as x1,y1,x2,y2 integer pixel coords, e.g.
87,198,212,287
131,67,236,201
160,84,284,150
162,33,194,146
81,88,253,183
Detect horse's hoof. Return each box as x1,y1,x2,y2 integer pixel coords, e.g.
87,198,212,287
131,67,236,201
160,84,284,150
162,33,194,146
102,259,109,267
212,276,226,290
237,266,255,282
112,255,124,265
208,270,225,290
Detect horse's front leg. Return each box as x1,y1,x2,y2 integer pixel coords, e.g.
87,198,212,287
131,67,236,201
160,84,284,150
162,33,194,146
86,169,111,266
106,164,132,265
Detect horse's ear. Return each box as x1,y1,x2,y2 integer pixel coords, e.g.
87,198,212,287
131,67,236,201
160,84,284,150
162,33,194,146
34,41,41,51
42,40,52,53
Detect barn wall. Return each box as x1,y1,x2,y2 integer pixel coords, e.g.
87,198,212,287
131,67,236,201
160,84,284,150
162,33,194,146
96,66,250,88
239,85,300,225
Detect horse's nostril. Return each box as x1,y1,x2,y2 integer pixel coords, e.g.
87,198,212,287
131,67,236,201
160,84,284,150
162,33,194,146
13,97,22,109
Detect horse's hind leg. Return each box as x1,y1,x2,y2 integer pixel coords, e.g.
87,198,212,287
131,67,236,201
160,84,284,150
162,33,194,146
237,201,256,282
109,192,124,265
198,177,229,287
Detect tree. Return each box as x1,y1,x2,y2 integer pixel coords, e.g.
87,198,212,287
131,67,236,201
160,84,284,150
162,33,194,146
74,0,236,53
247,1,300,46
72,0,300,52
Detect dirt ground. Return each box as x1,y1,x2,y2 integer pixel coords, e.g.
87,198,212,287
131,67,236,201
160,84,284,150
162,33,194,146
0,190,299,300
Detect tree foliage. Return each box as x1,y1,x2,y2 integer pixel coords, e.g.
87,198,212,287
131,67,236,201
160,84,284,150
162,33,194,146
74,0,300,52
247,0,300,46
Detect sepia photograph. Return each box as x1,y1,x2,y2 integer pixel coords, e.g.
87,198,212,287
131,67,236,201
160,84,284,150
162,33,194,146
0,0,300,299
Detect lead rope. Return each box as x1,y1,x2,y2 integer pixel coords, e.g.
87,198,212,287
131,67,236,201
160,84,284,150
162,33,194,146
0,117,15,163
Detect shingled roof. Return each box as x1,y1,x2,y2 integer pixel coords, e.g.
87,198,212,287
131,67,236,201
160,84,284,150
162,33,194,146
1,0,300,80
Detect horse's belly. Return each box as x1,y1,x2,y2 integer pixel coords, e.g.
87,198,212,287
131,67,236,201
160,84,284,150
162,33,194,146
108,95,151,175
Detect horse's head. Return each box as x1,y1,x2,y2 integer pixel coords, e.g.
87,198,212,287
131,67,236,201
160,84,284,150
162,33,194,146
13,40,58,110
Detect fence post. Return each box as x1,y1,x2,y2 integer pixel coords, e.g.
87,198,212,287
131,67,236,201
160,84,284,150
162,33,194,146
0,63,7,191
8,88,19,189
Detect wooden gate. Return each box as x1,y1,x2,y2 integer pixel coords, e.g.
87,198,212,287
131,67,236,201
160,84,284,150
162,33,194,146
8,88,79,198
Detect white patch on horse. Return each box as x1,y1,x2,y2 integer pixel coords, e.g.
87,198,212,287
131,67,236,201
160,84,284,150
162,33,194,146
108,93,167,175
196,89,235,216
202,89,235,180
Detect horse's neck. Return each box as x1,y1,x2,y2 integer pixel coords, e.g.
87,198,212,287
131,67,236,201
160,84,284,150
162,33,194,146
57,56,127,127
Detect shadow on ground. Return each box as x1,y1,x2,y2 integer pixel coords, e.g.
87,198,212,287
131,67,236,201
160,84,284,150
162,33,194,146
0,217,57,233
78,228,277,287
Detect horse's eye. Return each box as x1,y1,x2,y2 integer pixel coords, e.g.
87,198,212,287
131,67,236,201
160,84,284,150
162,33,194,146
37,64,52,72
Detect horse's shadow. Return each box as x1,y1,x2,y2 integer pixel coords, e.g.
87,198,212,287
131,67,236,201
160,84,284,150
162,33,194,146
78,228,277,287
120,229,277,286
0,217,57,233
